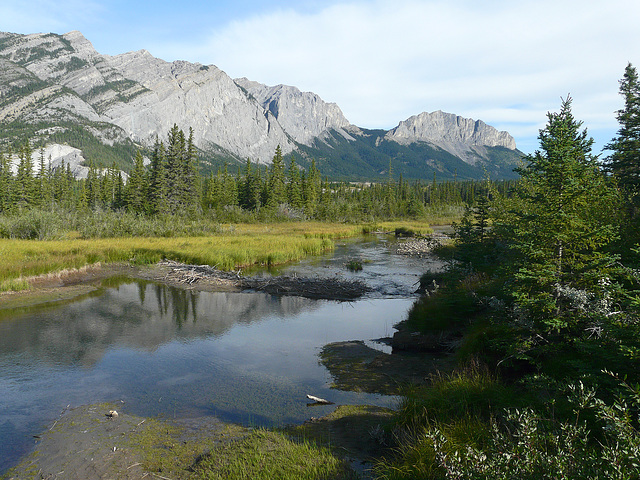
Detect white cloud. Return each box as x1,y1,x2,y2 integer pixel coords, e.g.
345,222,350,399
151,0,636,153
0,0,103,35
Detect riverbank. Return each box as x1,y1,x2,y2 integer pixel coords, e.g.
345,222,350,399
1,230,451,479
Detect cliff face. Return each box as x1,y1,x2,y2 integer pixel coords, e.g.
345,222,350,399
234,78,351,146
386,111,517,165
0,30,520,178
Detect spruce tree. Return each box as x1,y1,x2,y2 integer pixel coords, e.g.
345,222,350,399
126,150,146,214
606,63,640,240
0,150,13,213
148,141,168,215
499,97,620,338
303,158,320,217
606,63,640,194
15,142,35,208
287,155,303,210
266,145,287,208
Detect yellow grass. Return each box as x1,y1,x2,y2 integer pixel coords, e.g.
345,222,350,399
0,222,374,290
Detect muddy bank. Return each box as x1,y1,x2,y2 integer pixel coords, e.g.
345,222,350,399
320,341,456,395
5,403,247,480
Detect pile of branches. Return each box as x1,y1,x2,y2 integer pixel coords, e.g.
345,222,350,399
159,260,370,300
160,260,242,287
242,275,370,300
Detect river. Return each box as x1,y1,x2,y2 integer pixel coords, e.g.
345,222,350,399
0,234,446,474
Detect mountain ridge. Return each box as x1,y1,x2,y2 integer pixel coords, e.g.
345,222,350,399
0,30,522,180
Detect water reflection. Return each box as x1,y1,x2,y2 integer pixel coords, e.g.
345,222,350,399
0,282,320,368
0,279,411,474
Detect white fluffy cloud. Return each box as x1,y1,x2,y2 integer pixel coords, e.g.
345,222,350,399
152,0,639,152
1,0,639,153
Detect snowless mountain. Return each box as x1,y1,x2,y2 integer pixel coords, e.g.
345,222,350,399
0,30,521,180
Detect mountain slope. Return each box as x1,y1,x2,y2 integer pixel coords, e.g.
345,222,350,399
0,30,522,180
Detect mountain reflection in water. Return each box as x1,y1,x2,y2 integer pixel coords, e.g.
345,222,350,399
0,280,413,474
0,282,319,368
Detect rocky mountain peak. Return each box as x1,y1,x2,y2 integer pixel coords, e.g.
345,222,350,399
386,110,517,164
235,78,351,146
0,29,522,179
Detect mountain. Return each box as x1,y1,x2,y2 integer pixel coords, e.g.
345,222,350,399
0,30,522,180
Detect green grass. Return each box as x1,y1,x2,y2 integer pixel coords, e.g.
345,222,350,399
374,363,523,480
346,259,363,271
0,277,30,292
0,222,372,292
129,418,358,480
192,429,358,480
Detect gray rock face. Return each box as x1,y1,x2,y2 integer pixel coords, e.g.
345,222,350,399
386,111,517,164
235,78,351,145
0,29,519,174
8,144,118,180
101,51,295,162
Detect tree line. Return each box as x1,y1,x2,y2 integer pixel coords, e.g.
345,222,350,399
0,124,516,222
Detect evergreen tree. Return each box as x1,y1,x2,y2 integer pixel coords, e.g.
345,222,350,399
266,145,287,208
183,128,200,213
86,161,100,208
0,150,13,213
148,141,168,215
15,142,35,208
287,155,303,210
240,159,262,211
606,63,640,194
606,63,640,241
303,158,320,217
126,150,146,213
221,164,239,207
497,97,620,338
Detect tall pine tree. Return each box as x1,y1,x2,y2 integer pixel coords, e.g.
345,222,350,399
498,97,620,337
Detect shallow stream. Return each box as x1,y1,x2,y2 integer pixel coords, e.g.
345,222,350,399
0,234,446,474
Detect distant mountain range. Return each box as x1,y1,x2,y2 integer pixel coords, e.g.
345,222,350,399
0,30,523,180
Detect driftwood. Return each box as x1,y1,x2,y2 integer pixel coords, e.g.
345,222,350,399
306,394,334,405
158,260,370,300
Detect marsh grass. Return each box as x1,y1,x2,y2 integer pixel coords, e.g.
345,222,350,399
0,277,30,292
361,220,434,236
191,429,358,480
346,259,363,271
374,364,522,480
0,222,369,291
130,420,357,480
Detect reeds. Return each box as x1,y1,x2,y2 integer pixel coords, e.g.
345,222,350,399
0,222,367,290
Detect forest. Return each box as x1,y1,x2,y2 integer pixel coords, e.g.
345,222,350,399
0,120,517,238
0,64,639,479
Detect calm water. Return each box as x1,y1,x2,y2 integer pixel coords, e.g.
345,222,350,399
0,235,445,474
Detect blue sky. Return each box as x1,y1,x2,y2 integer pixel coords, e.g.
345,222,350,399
1,0,639,154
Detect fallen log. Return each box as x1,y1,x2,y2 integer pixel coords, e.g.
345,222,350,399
306,394,334,405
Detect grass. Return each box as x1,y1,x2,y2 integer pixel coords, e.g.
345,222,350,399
361,220,434,236
346,259,363,271
0,222,382,291
129,416,359,480
373,363,523,480
191,429,358,480
0,277,31,292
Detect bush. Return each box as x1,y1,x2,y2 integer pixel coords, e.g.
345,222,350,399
76,210,222,238
427,380,640,479
0,208,76,240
